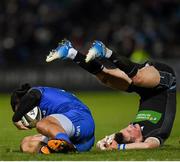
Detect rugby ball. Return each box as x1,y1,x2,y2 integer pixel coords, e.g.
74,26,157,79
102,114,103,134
21,106,42,128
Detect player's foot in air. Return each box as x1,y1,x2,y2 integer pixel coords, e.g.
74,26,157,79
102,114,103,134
85,41,112,63
46,39,77,62
47,139,75,153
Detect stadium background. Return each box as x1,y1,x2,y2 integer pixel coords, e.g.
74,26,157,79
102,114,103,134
0,0,180,160
0,0,180,91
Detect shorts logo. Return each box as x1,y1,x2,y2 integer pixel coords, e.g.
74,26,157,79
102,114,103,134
134,110,162,124
75,126,81,137
42,110,46,116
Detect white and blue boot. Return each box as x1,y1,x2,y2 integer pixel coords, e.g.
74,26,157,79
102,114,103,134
46,39,77,62
85,41,112,63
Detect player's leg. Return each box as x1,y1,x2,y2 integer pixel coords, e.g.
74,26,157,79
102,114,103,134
46,39,138,77
46,39,104,75
151,62,176,89
36,114,75,153
88,41,166,88
75,136,95,152
131,62,176,90
46,40,134,91
20,134,47,153
63,109,95,152
46,39,130,90
86,41,142,77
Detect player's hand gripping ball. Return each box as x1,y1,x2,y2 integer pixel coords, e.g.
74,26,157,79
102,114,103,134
21,106,42,128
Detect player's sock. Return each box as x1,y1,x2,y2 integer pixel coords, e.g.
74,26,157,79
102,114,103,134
48,133,74,153
73,52,104,75
108,52,141,77
55,133,71,143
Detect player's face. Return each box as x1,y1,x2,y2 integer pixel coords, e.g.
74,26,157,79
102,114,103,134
120,124,143,143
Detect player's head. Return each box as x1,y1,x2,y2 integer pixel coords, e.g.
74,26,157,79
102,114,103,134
115,123,143,144
10,83,31,112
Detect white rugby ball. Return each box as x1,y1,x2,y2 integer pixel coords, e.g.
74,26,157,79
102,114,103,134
21,106,42,128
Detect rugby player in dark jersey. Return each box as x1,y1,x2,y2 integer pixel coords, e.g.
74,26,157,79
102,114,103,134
46,40,176,150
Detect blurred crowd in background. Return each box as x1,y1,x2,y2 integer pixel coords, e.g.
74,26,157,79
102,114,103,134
0,0,180,67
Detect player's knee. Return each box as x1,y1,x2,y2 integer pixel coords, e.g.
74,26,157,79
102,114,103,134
36,118,54,133
36,120,47,132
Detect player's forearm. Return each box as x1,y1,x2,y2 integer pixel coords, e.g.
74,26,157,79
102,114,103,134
108,141,159,151
122,142,156,150
117,138,160,150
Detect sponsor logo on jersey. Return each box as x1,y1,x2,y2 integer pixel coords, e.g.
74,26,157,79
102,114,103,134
134,110,162,124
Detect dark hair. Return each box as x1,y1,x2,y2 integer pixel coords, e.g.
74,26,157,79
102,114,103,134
114,132,125,144
10,83,31,112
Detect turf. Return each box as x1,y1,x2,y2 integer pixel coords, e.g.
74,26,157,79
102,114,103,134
0,91,180,160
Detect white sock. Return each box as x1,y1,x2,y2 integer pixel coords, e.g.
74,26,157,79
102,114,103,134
67,48,78,60
106,48,113,58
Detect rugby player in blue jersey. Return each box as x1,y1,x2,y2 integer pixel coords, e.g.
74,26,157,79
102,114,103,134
46,40,176,151
11,84,95,154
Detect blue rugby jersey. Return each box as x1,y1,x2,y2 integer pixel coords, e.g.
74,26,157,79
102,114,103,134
32,87,91,117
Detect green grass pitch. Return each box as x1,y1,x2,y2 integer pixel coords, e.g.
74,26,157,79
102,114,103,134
0,91,180,160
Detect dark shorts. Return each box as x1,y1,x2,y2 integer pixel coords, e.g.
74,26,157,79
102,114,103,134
152,61,176,89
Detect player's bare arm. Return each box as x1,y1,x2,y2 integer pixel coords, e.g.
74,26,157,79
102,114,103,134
97,136,160,150
110,137,160,150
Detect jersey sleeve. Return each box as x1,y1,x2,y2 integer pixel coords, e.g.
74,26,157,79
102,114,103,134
12,89,41,122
